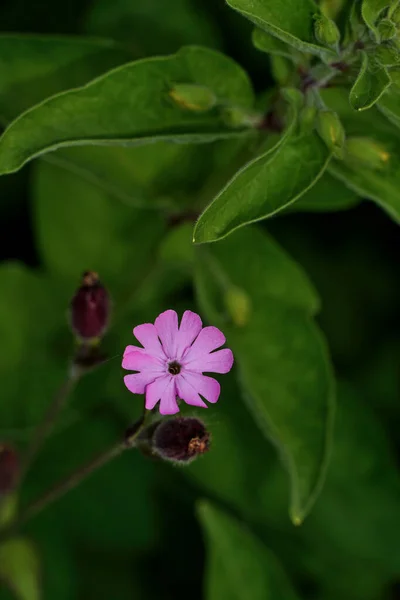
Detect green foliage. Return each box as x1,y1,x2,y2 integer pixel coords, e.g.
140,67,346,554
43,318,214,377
0,0,399,598
198,501,299,600
195,228,334,522
0,46,254,175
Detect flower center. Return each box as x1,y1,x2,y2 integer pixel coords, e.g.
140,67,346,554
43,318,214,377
168,360,181,375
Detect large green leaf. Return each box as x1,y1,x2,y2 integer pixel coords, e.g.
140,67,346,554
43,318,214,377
198,502,299,600
378,86,400,128
195,228,334,522
194,91,331,243
323,87,400,223
349,52,391,111
0,35,130,124
0,538,40,600
361,0,390,41
0,46,254,175
32,159,165,291
226,0,334,58
85,0,221,55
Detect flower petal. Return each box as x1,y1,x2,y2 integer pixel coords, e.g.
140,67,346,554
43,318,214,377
185,348,234,374
146,375,179,414
124,372,159,394
176,375,207,408
154,309,179,358
133,323,165,359
122,350,164,373
182,326,226,363
182,372,221,404
175,311,202,359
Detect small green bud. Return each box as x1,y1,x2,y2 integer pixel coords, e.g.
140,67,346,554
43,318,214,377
299,106,317,131
346,137,390,169
222,106,262,128
169,84,216,112
224,286,251,327
316,110,345,158
314,14,341,49
377,18,397,41
271,55,292,85
376,44,400,67
320,0,346,20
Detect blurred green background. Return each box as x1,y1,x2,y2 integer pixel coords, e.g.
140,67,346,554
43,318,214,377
0,0,400,599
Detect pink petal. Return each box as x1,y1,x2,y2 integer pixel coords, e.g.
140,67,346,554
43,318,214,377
154,309,179,359
122,350,164,373
185,348,234,374
123,344,145,356
182,372,221,404
182,326,226,363
145,375,179,414
175,310,202,359
176,375,207,408
124,372,159,394
133,323,165,359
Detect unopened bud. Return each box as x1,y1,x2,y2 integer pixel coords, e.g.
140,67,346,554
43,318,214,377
152,417,210,464
70,271,110,342
0,445,19,496
316,110,345,158
222,106,263,128
377,18,397,41
299,106,317,132
224,286,251,327
314,14,340,49
169,84,216,112
320,0,346,20
346,137,390,169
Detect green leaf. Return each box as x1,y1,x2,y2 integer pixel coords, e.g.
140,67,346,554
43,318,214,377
0,263,64,431
349,52,391,111
195,228,334,522
361,0,390,41
0,537,40,600
198,502,299,600
252,28,295,59
0,46,254,175
323,87,400,223
0,34,130,124
85,0,221,55
194,91,331,243
378,86,400,127
32,158,165,291
226,0,335,58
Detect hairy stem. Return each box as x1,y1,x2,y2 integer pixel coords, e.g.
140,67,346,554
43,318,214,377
4,413,148,537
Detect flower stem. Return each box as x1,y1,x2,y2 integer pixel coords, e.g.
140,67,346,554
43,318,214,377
20,370,80,481
4,414,148,537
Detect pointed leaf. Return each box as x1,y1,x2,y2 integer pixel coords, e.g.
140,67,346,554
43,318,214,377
226,0,335,58
361,0,390,41
194,91,331,243
195,228,334,522
349,52,391,111
198,502,299,600
0,46,254,175
0,537,40,600
0,34,130,124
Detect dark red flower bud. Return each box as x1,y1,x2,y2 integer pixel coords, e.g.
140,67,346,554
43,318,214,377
0,445,19,496
152,417,210,464
70,271,110,342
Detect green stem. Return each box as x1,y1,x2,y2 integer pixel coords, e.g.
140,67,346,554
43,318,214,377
4,414,148,537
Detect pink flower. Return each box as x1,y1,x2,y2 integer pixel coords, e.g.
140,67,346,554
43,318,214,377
122,310,234,415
